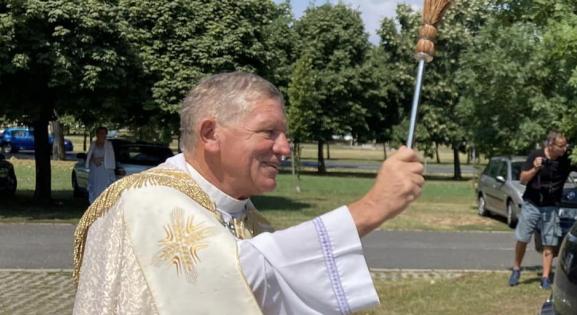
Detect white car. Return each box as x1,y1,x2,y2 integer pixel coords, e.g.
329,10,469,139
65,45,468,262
71,139,173,198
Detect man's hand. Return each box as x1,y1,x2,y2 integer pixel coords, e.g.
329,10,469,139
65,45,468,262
348,146,424,237
533,157,544,169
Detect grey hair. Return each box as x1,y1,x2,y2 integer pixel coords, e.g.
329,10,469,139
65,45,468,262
545,130,565,146
179,72,285,152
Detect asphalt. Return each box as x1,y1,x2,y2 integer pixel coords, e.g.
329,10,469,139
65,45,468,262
362,230,542,270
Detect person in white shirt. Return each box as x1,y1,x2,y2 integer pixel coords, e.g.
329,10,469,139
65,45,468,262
85,126,115,203
73,72,424,315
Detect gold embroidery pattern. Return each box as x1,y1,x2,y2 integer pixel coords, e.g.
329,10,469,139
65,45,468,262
153,208,214,282
73,167,218,283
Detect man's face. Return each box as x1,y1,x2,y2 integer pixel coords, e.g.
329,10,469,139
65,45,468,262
549,137,568,159
217,98,290,199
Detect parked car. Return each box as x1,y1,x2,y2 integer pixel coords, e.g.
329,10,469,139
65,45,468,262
0,127,73,153
539,221,577,315
71,139,174,197
476,156,526,228
0,153,17,195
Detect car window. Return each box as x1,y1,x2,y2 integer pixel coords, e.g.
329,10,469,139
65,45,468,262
511,162,523,181
483,160,495,176
116,145,173,166
13,130,26,137
484,159,501,178
496,161,508,179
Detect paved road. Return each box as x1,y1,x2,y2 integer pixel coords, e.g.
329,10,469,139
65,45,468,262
8,151,477,176
0,223,540,270
281,160,477,176
362,230,541,270
0,224,74,269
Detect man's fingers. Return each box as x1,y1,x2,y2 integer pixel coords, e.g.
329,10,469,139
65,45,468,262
406,162,424,175
408,173,425,188
391,146,421,162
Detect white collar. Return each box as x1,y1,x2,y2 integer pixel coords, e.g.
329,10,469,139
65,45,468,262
162,154,248,219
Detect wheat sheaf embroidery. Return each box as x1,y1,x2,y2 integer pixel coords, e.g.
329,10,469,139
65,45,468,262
154,208,215,282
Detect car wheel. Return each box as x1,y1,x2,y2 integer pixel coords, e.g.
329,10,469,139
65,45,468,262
8,170,16,195
2,143,14,154
72,171,83,198
478,194,488,216
506,201,517,228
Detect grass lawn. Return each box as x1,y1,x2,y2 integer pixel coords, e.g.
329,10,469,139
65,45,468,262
360,271,549,315
255,172,506,232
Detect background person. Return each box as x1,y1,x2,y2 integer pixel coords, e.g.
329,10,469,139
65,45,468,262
85,126,115,203
509,131,576,289
73,72,425,314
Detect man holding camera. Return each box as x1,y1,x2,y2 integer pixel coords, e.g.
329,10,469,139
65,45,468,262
509,131,576,289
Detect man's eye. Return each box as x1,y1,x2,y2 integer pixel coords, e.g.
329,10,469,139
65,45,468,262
263,130,276,138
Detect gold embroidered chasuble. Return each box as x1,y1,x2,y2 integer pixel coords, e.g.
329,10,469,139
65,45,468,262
73,167,270,314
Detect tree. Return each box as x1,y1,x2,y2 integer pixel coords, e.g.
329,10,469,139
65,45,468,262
367,15,418,158
287,53,319,191
118,0,294,140
456,1,577,157
0,0,145,201
292,3,370,173
382,1,494,178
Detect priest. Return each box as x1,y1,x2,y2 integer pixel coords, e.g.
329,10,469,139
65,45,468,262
73,71,425,314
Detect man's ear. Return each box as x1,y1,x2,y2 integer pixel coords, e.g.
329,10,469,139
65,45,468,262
198,118,220,152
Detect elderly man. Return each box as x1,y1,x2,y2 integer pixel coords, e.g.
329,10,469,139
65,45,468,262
509,131,576,289
73,72,424,314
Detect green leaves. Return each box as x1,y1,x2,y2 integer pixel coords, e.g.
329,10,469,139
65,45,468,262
456,3,577,155
290,3,370,143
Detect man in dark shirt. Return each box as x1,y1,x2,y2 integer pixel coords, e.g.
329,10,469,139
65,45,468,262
509,131,576,289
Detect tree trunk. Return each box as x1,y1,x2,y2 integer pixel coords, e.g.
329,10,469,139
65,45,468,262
452,142,462,180
291,142,301,192
50,120,66,160
383,142,387,160
326,142,331,160
317,140,326,174
33,119,52,202
83,128,88,152
435,142,441,164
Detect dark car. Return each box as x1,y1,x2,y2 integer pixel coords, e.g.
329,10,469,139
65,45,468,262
540,221,577,315
0,153,17,195
476,156,526,228
71,139,173,197
0,127,74,154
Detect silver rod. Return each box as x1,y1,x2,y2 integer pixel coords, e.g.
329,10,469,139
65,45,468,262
406,59,426,148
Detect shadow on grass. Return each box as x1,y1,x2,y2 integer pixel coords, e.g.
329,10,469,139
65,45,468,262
1,190,311,220
251,195,310,212
0,190,87,222
280,169,474,181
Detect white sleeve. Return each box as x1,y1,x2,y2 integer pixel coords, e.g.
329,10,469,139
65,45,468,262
238,206,379,315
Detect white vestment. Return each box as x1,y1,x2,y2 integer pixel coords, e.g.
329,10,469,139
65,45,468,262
73,153,378,314
85,140,116,203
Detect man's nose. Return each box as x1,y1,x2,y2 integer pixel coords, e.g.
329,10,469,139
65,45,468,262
274,133,291,156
